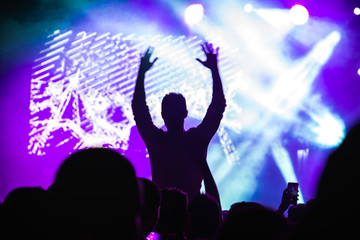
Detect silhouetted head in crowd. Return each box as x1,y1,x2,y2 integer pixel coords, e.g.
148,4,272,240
186,194,222,240
137,177,161,239
217,202,287,240
2,187,51,239
290,121,360,240
314,121,360,237
317,121,360,206
288,204,306,223
161,93,188,132
49,148,140,239
288,199,318,224
155,188,189,239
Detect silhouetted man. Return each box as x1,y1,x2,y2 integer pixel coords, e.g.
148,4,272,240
132,42,226,200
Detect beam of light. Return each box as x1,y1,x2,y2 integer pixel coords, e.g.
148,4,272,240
271,142,305,203
271,143,305,203
289,5,309,25
214,133,271,207
258,31,341,117
255,8,295,35
184,4,204,25
290,31,345,148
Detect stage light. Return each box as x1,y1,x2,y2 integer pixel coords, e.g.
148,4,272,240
354,7,360,15
289,5,309,25
312,113,345,147
244,3,254,13
184,4,204,25
357,68,360,76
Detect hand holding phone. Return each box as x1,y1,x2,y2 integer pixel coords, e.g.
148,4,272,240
288,182,299,205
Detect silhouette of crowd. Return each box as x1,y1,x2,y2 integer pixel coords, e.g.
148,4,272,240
1,44,359,239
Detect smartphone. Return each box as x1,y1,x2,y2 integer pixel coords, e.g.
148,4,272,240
288,182,299,204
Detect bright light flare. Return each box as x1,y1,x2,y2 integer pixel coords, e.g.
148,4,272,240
312,114,346,147
244,4,254,13
290,5,309,25
184,4,204,25
354,7,360,15
255,8,295,34
358,68,360,76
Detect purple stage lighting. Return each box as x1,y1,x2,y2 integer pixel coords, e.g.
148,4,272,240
289,4,309,25
184,4,204,25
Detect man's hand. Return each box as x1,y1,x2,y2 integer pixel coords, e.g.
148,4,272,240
139,47,158,73
196,42,219,70
277,187,298,214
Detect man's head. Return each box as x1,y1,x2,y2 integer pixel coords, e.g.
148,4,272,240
137,178,161,237
161,93,188,131
50,148,140,239
187,194,222,239
155,188,189,235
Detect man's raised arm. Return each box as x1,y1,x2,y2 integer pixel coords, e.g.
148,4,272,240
131,48,158,141
196,42,226,139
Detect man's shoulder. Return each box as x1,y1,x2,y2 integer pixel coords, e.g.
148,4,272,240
185,127,197,134
184,127,204,139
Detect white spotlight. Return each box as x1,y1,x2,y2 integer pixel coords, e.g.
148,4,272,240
357,68,360,76
289,5,309,25
184,4,204,25
355,7,360,16
313,114,345,147
244,3,254,13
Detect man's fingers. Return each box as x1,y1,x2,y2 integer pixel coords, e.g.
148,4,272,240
204,42,209,51
201,44,208,54
145,48,150,56
196,58,205,65
144,47,154,58
201,42,218,55
208,43,213,53
151,57,158,65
